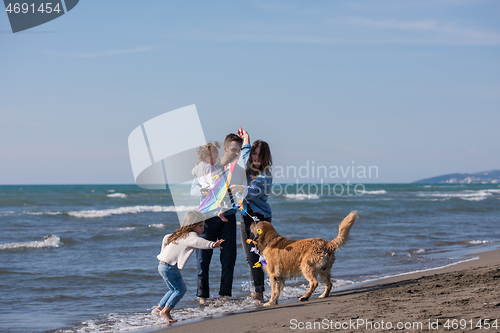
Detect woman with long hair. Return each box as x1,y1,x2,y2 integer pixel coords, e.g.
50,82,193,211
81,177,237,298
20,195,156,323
230,130,272,303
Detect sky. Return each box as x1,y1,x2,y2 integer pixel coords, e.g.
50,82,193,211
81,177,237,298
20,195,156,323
1,0,499,184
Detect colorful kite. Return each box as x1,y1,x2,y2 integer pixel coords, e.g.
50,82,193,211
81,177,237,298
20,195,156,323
197,161,237,214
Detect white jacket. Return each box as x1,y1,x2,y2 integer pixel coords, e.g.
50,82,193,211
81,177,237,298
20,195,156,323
157,232,215,269
191,161,222,189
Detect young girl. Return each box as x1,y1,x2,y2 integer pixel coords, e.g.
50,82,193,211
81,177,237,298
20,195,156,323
156,211,224,322
191,141,228,222
191,142,222,190
230,130,273,303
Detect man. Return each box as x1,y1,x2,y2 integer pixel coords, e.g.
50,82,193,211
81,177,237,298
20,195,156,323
190,133,245,303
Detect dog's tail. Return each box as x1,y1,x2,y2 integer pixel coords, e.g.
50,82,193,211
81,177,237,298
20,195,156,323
330,211,358,250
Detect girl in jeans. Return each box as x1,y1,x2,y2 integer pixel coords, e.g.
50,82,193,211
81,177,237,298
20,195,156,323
156,211,224,322
230,130,273,303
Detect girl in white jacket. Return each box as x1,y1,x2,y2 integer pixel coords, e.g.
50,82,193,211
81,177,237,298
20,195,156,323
156,211,224,322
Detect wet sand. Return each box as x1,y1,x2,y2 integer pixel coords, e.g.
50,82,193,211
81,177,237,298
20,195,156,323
151,249,500,332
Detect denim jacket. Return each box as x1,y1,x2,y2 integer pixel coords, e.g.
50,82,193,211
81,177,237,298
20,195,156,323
242,144,272,218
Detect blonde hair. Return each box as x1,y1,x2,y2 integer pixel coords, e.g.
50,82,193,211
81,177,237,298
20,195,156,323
167,211,206,245
197,141,220,162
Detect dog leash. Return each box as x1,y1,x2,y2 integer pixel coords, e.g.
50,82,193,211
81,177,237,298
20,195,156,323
244,211,267,268
246,236,267,268
217,193,267,268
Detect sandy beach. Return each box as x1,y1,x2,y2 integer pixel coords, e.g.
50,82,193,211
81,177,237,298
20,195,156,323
150,249,500,333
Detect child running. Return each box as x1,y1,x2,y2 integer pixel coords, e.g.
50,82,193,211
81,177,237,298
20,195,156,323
156,211,224,322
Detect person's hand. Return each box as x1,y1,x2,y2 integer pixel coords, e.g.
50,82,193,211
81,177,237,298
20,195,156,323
242,130,250,145
218,210,228,222
229,185,245,193
213,239,225,249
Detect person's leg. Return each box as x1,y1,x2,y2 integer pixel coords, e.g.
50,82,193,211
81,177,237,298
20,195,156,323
160,276,177,322
158,262,174,308
164,264,187,308
240,213,256,293
218,213,237,297
246,213,267,300
196,215,220,299
160,264,187,322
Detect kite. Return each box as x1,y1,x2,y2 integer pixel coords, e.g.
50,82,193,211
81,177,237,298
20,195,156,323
197,161,238,214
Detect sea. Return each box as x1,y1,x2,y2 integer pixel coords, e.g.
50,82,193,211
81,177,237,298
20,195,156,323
1,183,499,333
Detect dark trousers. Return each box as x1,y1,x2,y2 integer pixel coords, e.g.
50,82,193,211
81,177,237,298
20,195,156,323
240,211,271,293
196,214,237,298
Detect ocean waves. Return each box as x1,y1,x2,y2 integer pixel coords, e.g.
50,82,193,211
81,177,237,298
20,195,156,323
275,186,500,202
68,205,198,219
0,235,62,250
284,194,320,200
0,210,63,216
57,278,355,333
106,193,127,198
1,205,197,219
436,240,495,247
417,189,499,201
2,183,500,333
357,190,387,195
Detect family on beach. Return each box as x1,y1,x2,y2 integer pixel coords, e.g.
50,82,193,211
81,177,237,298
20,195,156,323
156,130,273,322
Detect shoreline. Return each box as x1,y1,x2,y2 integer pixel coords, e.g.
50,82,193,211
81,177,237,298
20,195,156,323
143,248,500,333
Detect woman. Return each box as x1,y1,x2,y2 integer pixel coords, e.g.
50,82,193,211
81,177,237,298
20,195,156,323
230,130,272,303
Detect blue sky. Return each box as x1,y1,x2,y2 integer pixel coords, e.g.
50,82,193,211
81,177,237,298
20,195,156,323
1,0,499,184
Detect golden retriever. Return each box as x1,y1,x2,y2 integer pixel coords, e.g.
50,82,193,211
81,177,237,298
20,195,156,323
251,211,358,306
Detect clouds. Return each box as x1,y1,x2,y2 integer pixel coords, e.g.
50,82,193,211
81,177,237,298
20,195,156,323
161,1,500,46
73,46,155,57
46,45,156,58
346,17,500,45
169,18,500,46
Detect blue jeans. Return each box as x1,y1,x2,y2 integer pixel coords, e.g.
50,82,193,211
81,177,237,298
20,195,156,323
196,214,237,298
158,262,186,309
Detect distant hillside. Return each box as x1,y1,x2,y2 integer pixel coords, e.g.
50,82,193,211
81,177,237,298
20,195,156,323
413,170,500,184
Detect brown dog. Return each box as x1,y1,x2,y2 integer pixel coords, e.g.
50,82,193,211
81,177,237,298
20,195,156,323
251,211,358,306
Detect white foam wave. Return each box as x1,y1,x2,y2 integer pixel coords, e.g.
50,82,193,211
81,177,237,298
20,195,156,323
418,190,493,201
114,227,136,231
0,235,62,250
284,194,320,200
63,278,354,333
149,224,166,228
463,196,490,201
358,190,387,195
107,193,127,198
468,240,493,245
24,211,63,216
68,205,198,219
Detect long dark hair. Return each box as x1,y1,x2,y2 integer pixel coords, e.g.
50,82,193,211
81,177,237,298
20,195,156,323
246,140,272,180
